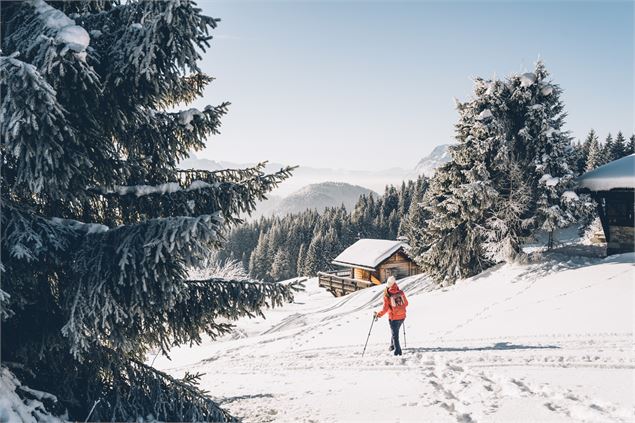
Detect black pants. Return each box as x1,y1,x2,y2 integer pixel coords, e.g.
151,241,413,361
389,319,404,355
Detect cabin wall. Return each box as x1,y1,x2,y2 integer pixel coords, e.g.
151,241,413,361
607,225,635,254
377,250,419,282
353,268,370,281
596,190,635,255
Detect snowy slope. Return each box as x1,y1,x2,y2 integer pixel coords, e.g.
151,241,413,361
154,252,634,423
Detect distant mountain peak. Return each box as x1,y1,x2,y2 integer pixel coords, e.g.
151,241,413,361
415,144,452,177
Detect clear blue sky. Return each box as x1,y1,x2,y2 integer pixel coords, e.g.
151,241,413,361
192,0,634,170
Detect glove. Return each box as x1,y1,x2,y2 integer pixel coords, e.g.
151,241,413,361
373,312,378,321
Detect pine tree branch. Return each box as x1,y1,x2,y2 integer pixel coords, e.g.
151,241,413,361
60,214,224,358
78,0,220,111
86,166,295,225
1,200,77,264
121,104,230,180
0,55,90,196
89,348,237,422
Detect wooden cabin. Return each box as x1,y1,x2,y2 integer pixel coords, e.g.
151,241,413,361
576,154,635,255
318,239,420,296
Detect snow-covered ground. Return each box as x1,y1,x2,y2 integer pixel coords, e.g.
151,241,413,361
154,252,635,422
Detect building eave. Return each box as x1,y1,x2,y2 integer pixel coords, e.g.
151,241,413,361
331,261,376,272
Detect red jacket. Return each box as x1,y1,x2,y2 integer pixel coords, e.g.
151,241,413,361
376,283,408,320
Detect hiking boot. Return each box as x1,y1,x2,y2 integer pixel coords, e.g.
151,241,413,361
389,345,395,351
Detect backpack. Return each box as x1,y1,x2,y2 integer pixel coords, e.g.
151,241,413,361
388,290,406,310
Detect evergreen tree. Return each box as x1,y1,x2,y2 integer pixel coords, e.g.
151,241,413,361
296,242,307,276
304,233,325,276
586,135,603,171
400,177,428,242
248,232,270,280
415,61,585,283
509,61,579,246
611,132,627,160
415,77,505,283
483,158,533,261
575,130,596,174
1,1,298,421
270,249,293,281
628,135,635,155
601,133,614,164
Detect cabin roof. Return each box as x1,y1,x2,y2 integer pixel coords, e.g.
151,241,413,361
577,154,635,192
332,239,409,270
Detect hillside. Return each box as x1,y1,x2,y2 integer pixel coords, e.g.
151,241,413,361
153,251,634,422
249,182,376,218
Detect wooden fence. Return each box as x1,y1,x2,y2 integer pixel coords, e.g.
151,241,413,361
317,271,373,297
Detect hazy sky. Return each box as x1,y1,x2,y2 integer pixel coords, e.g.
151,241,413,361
190,0,634,170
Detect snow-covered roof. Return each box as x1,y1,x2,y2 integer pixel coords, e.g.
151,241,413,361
332,239,409,270
576,154,635,192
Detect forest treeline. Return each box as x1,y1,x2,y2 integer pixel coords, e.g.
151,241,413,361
217,176,429,281
220,124,633,283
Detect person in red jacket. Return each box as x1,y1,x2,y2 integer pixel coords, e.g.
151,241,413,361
374,276,408,356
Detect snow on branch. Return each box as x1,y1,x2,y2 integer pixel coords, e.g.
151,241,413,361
0,367,65,423
99,180,219,197
123,104,229,171
79,0,219,104
1,201,76,263
87,166,295,225
0,55,89,196
30,0,90,54
61,213,225,358
6,0,97,69
49,217,109,234
177,161,272,183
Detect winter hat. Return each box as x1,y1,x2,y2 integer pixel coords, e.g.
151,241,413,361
386,276,397,288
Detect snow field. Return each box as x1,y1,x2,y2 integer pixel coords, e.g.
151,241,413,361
155,252,635,422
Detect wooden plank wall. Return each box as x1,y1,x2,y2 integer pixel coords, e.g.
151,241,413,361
378,250,416,281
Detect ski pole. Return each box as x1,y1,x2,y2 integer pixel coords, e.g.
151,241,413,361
403,321,407,349
361,313,376,357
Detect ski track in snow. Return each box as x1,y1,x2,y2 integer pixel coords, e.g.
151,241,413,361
155,253,635,422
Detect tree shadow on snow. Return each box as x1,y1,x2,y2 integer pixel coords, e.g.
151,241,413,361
405,341,559,353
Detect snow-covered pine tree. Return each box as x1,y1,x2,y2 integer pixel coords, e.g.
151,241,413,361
296,242,307,276
1,1,298,421
602,133,614,164
628,135,635,155
586,134,603,171
398,177,425,241
304,233,325,276
248,231,270,280
414,61,587,282
575,130,596,174
414,78,505,283
509,61,580,248
271,248,294,281
483,157,534,262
